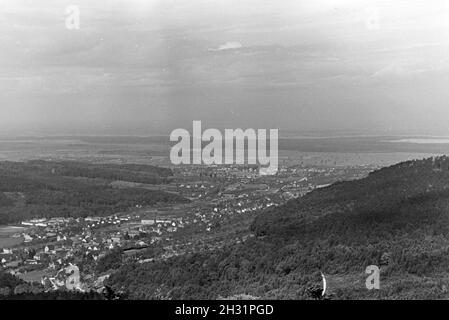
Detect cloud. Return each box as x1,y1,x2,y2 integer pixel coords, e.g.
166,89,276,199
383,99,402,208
208,41,242,51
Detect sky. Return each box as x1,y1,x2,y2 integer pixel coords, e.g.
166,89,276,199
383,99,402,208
1,0,449,135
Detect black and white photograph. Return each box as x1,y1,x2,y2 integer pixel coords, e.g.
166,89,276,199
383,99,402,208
1,0,449,308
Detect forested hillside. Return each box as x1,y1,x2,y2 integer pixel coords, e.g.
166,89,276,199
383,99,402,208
0,161,187,224
106,156,449,299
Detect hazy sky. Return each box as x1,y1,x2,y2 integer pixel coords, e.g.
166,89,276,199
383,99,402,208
2,0,449,135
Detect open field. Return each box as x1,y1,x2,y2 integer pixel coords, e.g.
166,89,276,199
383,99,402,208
0,226,26,248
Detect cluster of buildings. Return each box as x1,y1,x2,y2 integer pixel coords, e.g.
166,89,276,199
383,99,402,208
0,214,149,289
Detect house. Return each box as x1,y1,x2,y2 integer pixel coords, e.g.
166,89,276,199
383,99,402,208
33,253,45,262
44,245,55,253
0,253,13,264
141,219,155,225
128,230,140,238
85,217,101,222
156,219,172,224
111,237,121,244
